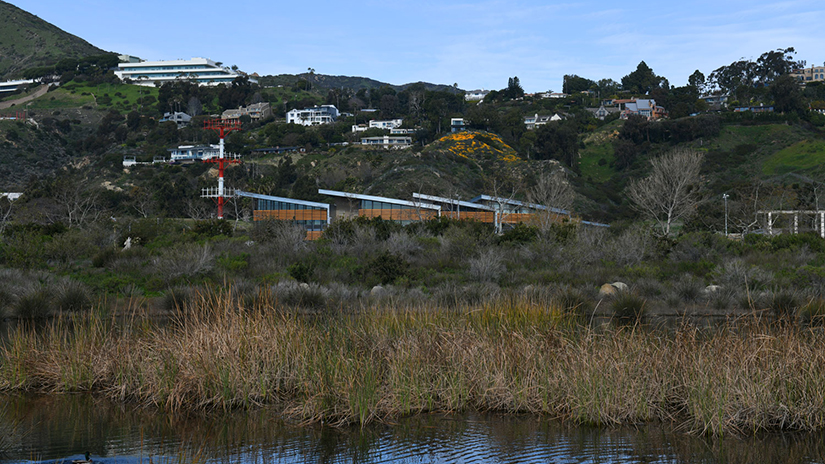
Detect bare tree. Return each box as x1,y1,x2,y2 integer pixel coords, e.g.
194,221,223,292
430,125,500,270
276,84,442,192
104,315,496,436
54,182,102,227
528,168,574,233
130,186,155,218
187,96,202,116
627,148,704,237
186,199,214,220
0,196,13,235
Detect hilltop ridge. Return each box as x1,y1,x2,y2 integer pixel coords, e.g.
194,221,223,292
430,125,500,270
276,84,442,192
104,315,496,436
0,1,107,80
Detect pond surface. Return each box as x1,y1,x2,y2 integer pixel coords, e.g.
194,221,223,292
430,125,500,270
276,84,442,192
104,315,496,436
1,394,824,464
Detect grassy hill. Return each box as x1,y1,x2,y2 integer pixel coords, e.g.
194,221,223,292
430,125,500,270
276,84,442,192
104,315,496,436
258,73,461,93
0,1,106,80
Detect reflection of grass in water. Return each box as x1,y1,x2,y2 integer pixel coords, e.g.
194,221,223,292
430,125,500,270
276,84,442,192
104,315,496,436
0,405,25,458
4,288,825,436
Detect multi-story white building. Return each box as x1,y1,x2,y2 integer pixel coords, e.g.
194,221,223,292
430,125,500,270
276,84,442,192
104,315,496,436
790,64,825,84
0,79,36,93
115,57,257,87
286,105,339,126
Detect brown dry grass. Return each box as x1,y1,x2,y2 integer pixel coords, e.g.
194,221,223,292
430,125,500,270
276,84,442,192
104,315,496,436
2,288,825,435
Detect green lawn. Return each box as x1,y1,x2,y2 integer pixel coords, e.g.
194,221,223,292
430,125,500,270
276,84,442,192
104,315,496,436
24,82,159,113
762,139,825,176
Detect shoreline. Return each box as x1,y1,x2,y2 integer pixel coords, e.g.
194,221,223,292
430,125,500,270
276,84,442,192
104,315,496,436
2,293,824,436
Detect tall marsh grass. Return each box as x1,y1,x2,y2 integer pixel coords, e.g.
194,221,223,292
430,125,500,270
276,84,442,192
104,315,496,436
2,289,825,436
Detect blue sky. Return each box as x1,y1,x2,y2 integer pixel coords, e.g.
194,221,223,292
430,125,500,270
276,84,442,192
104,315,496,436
10,0,825,92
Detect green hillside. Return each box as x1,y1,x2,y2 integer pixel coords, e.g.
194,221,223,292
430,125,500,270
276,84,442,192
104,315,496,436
0,1,106,80
258,73,461,93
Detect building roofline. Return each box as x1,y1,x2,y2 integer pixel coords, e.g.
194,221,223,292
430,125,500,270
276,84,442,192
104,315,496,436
236,190,331,209
470,194,569,215
412,193,495,211
318,189,440,211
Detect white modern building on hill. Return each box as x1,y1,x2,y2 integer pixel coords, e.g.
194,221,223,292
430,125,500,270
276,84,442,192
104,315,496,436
115,57,256,87
287,105,339,126
0,79,35,93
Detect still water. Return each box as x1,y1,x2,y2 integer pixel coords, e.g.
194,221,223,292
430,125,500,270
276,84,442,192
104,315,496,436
1,394,824,464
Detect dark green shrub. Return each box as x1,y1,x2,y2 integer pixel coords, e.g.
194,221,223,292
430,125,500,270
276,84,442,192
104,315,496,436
611,292,646,322
771,291,799,318
193,219,233,238
368,252,408,285
288,261,315,283
14,289,52,319
674,274,704,303
56,283,91,312
92,247,119,268
798,299,825,326
498,223,539,244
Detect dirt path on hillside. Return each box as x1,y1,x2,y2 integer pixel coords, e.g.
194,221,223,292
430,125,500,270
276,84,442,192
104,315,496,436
0,84,50,110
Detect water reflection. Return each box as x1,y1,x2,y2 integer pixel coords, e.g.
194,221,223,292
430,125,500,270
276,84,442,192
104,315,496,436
1,394,825,463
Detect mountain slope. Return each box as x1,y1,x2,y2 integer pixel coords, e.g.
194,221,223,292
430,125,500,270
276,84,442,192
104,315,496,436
257,73,461,93
0,1,106,79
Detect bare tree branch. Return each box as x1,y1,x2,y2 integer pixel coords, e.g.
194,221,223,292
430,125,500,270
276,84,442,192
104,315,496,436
627,148,704,237
528,168,574,234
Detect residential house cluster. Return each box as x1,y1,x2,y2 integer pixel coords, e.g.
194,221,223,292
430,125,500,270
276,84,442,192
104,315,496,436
222,102,272,121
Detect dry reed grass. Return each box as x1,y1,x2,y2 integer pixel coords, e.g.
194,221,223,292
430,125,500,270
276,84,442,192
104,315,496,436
2,288,825,436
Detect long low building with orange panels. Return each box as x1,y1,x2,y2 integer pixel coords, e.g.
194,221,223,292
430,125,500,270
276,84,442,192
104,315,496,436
238,189,605,240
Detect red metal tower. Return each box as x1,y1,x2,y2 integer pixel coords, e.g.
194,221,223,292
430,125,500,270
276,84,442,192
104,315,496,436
201,119,242,219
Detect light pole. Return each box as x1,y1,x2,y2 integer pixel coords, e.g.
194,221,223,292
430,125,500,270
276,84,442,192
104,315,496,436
722,193,729,237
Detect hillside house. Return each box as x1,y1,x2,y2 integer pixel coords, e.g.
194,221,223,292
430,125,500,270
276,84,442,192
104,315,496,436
287,105,339,126
222,102,272,121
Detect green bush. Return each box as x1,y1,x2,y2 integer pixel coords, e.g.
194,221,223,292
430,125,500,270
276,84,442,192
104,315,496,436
56,283,92,312
611,292,646,322
14,289,52,319
193,219,233,238
367,252,408,285
288,261,315,283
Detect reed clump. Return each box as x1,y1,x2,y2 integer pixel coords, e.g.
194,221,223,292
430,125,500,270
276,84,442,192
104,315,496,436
2,288,825,436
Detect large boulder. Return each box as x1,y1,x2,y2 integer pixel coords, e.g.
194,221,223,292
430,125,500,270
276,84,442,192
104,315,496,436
599,283,617,297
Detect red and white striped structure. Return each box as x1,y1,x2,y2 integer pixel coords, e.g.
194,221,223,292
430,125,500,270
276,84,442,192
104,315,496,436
201,118,241,219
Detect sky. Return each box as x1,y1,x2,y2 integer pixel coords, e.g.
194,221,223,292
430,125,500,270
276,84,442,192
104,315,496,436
9,0,825,93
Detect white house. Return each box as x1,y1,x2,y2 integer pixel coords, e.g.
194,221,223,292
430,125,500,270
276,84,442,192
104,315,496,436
451,118,466,132
0,79,36,93
222,102,272,121
524,114,564,130
115,57,256,87
159,112,192,128
465,90,489,101
287,105,339,126
369,119,403,130
167,144,240,161
361,136,412,148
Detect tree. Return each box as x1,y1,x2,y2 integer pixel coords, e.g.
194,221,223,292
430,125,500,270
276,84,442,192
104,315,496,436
627,148,704,237
535,121,579,168
563,74,596,94
770,74,805,114
528,169,574,234
688,70,705,93
0,196,13,235
621,61,663,94
503,76,524,99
